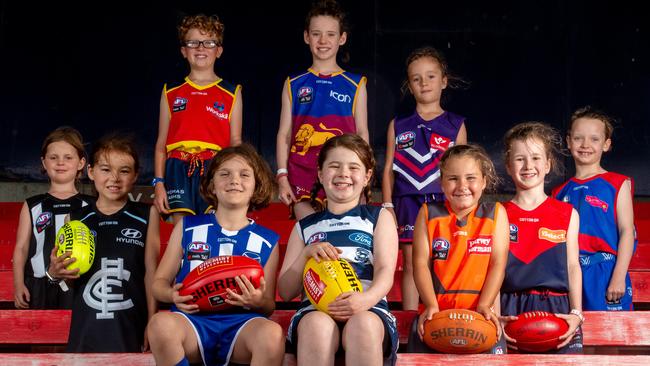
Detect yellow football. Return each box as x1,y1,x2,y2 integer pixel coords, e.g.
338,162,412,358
56,220,95,275
303,257,363,314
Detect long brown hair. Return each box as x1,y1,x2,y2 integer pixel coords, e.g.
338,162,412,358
200,143,276,211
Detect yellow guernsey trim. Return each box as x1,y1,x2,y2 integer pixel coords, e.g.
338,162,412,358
228,84,241,121
340,72,360,87
185,76,224,91
350,76,365,117
166,141,223,152
286,77,293,105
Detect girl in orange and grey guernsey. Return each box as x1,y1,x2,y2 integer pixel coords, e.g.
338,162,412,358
47,133,160,352
408,144,509,354
13,127,93,310
154,14,243,224
500,122,583,354
276,0,368,220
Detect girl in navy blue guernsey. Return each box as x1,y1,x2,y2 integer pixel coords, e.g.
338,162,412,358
278,134,399,366
382,46,468,310
501,122,583,354
149,144,284,366
47,133,160,352
552,107,636,311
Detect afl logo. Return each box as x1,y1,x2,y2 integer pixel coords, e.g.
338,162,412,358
35,212,52,233
396,131,416,150
188,242,210,252
172,97,188,112
298,86,313,104
307,232,327,244
509,224,519,243
213,101,225,111
121,228,142,239
432,238,449,251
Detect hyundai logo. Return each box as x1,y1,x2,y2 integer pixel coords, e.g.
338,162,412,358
121,228,142,239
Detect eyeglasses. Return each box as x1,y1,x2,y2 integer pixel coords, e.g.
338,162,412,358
183,40,220,49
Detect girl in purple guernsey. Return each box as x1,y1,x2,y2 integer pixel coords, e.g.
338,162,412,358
381,47,467,310
552,107,636,311
276,0,369,220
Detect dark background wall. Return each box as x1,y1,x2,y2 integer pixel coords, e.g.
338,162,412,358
1,0,648,195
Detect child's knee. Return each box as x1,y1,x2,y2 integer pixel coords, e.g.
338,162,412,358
343,312,383,342
148,312,180,342
298,311,337,339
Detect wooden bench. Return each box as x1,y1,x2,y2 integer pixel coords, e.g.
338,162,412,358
1,309,649,351
0,353,649,366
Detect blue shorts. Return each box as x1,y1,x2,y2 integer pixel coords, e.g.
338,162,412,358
406,313,507,354
174,309,264,366
394,194,442,244
286,300,398,366
501,291,583,354
580,252,633,311
164,157,212,215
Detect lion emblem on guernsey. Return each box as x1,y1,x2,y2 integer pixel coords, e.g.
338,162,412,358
291,123,343,156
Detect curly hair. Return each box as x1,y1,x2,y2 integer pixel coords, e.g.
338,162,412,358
200,144,276,211
178,14,225,45
569,105,615,140
440,144,500,193
310,134,375,207
503,122,565,177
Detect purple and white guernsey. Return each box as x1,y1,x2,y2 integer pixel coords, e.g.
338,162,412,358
392,111,464,196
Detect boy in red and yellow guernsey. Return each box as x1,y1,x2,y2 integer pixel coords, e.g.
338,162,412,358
409,144,509,354
154,14,242,223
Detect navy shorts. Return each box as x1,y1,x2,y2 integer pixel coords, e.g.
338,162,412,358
580,252,633,311
174,309,265,366
394,194,442,244
286,301,398,366
406,312,507,354
164,157,212,215
501,291,583,354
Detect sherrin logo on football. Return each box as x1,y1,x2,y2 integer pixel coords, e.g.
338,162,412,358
303,257,362,314
56,220,95,275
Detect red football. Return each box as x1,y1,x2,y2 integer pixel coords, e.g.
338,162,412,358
179,255,264,312
423,309,498,354
504,311,569,352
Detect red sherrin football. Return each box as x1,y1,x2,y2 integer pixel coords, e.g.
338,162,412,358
423,309,498,354
179,255,264,312
504,311,569,352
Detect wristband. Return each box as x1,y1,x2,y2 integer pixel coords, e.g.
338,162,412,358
570,309,584,324
151,177,165,186
276,168,288,175
381,202,394,208
276,172,288,181
45,270,58,284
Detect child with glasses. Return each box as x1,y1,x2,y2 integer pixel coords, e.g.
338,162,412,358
154,13,243,224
